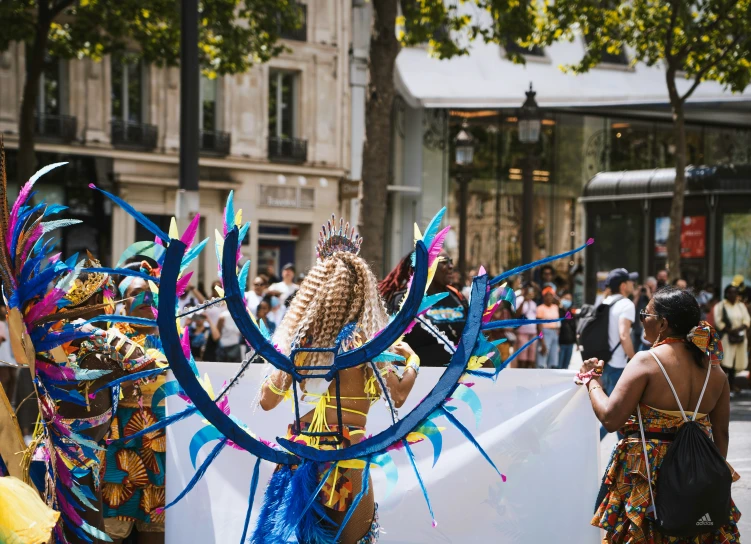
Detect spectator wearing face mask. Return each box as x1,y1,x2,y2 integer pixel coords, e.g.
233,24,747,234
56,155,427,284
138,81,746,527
267,263,299,322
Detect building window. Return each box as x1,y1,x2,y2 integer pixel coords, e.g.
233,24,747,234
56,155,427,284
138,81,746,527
584,35,628,66
504,41,545,58
33,55,64,116
200,76,218,132
280,3,307,41
111,57,144,123
268,71,298,139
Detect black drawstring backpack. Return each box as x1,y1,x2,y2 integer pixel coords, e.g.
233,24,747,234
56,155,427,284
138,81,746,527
638,351,732,537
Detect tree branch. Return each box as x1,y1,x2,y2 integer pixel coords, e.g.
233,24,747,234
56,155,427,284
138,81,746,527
674,0,735,60
44,0,74,23
680,35,742,103
664,0,680,63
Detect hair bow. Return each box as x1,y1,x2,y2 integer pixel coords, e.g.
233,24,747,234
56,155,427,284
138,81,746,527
687,321,723,365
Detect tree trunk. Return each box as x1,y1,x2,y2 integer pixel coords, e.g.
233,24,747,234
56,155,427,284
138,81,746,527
17,16,50,184
357,0,399,278
666,88,686,282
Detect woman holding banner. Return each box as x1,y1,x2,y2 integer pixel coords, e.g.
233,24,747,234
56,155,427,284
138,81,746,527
579,288,740,543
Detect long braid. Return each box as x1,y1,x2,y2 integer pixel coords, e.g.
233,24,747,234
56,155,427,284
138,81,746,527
378,254,412,305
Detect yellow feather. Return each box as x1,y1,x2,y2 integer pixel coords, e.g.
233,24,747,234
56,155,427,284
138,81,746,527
414,223,423,245
234,210,243,227
169,217,179,239
425,258,439,292
215,286,225,298
148,280,159,294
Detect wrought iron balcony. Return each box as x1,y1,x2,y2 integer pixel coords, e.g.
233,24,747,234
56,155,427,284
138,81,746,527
34,114,77,142
111,120,158,150
200,130,231,155
268,136,307,163
280,4,307,41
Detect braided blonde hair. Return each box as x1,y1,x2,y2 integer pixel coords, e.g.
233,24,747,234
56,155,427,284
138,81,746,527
273,252,389,369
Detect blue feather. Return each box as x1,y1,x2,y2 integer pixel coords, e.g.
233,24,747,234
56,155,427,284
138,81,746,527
490,238,593,286
81,267,160,285
90,184,169,241
237,222,250,248
482,316,569,330
237,260,251,296
161,438,228,512
90,367,166,395
240,457,262,544
403,440,436,524
422,207,446,247
181,238,209,272
418,292,449,314
109,406,199,447
440,405,503,478
251,465,292,544
277,461,321,542
225,191,235,230
296,462,337,523
333,458,371,543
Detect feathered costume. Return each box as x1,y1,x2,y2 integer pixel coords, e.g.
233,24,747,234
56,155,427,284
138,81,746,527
94,188,592,543
0,146,205,544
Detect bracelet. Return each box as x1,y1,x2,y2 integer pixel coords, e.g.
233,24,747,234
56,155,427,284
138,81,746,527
588,385,602,395
405,354,420,375
265,377,290,399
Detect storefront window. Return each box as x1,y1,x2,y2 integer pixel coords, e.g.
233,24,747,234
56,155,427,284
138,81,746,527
722,214,751,291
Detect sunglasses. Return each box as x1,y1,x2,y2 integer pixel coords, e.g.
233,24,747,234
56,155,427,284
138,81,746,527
438,256,454,266
639,309,661,322
254,281,267,287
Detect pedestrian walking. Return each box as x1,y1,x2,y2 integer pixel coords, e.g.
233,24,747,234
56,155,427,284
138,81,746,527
714,284,750,397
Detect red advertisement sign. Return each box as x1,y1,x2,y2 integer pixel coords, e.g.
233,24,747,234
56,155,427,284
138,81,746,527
655,216,706,258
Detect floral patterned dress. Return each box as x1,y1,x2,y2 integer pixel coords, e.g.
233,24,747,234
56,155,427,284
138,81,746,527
593,404,741,543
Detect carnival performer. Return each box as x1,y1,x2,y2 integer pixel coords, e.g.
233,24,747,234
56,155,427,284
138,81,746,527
102,259,168,544
0,145,173,544
257,220,421,544
579,287,741,543
379,251,467,367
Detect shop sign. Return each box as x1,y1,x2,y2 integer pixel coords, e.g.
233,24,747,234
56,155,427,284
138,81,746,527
655,216,706,258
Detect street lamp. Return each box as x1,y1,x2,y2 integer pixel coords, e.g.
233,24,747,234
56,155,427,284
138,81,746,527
454,119,475,284
518,83,541,280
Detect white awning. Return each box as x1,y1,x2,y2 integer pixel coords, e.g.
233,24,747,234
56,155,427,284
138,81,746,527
395,38,751,110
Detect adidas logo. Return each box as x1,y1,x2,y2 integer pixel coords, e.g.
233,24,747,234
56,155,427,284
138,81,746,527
696,513,713,526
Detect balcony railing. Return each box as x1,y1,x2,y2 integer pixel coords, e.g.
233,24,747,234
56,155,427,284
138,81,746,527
111,120,158,150
34,114,77,142
200,130,231,155
280,4,307,41
268,136,307,163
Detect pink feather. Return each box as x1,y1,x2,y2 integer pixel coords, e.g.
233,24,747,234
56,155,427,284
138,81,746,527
482,302,502,324
21,223,43,262
181,329,191,359
154,235,164,247
181,214,200,247
427,226,451,266
25,288,66,324
8,180,35,251
54,455,74,488
49,252,61,263
35,359,75,380
176,271,193,298
150,306,159,319
478,265,486,276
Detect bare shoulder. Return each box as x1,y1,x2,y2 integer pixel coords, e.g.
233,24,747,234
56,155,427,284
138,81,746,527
628,350,655,370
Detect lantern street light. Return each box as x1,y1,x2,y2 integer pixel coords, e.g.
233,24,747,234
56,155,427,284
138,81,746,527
454,119,476,284
518,83,541,279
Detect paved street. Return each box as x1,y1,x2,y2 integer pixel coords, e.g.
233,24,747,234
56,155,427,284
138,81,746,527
599,380,751,537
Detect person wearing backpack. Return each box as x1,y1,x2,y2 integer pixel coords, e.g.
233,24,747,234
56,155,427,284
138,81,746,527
578,269,637,438
580,288,740,544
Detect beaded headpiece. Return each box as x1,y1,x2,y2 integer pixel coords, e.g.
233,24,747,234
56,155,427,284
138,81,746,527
64,251,109,306
316,215,362,260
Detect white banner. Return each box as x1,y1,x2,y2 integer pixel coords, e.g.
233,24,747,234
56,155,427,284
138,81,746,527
165,365,602,543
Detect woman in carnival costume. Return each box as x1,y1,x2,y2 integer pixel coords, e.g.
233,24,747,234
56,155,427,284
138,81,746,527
88,184,590,543
0,145,171,543
98,223,207,544
257,218,421,543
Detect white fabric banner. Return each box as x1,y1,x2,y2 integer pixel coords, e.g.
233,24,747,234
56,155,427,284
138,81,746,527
165,365,602,543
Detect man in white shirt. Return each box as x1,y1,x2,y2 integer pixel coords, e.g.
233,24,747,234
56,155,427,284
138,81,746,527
268,263,299,323
245,276,268,317
600,268,637,439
